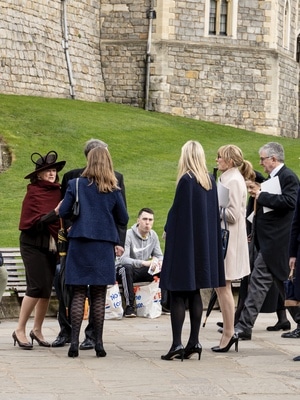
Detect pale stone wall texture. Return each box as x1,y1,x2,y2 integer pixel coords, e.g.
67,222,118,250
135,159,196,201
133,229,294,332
0,0,299,138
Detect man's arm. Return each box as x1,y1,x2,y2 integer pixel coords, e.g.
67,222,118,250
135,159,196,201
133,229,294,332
257,169,299,211
151,231,163,261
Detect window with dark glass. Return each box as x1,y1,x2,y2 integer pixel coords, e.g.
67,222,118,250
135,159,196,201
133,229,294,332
220,0,228,35
209,0,217,34
296,34,300,62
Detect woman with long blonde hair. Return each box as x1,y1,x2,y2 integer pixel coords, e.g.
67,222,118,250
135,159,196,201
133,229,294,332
160,140,225,361
212,144,250,352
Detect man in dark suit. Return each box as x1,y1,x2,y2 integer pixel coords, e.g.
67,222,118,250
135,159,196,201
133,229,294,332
235,142,300,340
52,139,127,349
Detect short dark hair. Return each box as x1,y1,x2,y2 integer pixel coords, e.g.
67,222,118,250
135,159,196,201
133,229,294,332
138,207,154,217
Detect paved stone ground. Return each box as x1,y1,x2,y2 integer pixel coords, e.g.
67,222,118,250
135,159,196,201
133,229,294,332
1,311,300,400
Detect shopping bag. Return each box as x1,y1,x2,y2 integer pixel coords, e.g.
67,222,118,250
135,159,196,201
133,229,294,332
135,279,162,318
105,283,124,319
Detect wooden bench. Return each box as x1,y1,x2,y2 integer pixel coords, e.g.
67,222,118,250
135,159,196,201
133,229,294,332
0,247,56,300
0,247,27,298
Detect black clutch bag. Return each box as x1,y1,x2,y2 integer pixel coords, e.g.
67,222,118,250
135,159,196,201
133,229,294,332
221,208,229,259
284,272,300,306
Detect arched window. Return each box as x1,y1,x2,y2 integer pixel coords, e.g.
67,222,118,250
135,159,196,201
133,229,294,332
208,0,236,37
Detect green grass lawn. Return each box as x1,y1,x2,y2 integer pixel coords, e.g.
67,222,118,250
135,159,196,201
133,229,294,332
0,93,299,248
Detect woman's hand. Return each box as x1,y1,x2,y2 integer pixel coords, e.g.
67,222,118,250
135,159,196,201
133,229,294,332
115,246,124,257
54,200,63,215
289,257,296,271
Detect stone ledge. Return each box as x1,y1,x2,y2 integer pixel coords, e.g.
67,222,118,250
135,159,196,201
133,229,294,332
0,293,58,319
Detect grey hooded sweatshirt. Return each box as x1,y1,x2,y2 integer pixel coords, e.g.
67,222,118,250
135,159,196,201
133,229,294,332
119,223,163,268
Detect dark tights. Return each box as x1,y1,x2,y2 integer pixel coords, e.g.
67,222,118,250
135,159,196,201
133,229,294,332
70,285,107,346
169,290,203,349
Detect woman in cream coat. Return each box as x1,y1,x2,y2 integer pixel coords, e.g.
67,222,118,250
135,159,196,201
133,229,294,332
212,145,251,353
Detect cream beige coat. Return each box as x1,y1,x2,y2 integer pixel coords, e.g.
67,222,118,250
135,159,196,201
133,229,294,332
218,167,250,281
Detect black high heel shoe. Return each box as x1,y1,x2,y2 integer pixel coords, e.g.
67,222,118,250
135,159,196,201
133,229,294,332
68,343,79,358
12,331,33,350
161,344,184,361
211,334,239,353
95,343,107,358
29,330,50,347
184,343,202,360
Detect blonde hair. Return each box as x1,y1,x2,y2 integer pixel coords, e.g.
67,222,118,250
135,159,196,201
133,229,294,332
217,144,253,180
177,140,212,190
81,147,119,192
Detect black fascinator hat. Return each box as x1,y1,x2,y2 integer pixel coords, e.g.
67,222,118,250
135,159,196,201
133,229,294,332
24,150,66,179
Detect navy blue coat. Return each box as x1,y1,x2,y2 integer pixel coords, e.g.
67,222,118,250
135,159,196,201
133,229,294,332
160,173,225,291
60,177,128,243
59,177,128,285
61,167,127,246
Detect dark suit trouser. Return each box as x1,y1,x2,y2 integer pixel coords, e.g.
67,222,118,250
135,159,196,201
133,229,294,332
236,252,300,332
54,264,72,339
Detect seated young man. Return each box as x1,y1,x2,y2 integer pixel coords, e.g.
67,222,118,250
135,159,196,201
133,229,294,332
116,207,163,317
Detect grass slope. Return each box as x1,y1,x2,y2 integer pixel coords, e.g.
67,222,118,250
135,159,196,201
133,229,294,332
0,94,299,247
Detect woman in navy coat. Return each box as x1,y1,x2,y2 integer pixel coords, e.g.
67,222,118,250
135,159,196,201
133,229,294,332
160,140,225,361
59,147,128,358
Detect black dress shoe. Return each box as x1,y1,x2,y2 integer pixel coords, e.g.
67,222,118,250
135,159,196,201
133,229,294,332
68,343,79,358
52,336,70,348
161,345,184,361
79,338,95,350
293,355,300,361
281,328,300,338
30,330,50,347
211,334,239,353
95,343,106,357
266,321,291,331
235,328,252,341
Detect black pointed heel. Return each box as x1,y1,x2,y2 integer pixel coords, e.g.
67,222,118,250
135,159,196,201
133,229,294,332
29,330,50,347
95,343,106,358
12,331,33,350
68,343,79,358
184,343,202,360
161,345,184,361
211,334,239,353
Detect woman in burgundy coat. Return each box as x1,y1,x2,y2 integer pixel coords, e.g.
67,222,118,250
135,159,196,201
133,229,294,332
160,140,225,361
13,151,66,350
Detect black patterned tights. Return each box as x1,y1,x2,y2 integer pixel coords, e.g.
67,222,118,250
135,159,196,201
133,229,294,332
70,285,107,346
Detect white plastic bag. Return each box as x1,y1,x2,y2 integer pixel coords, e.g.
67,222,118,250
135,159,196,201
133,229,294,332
105,283,123,320
135,279,161,318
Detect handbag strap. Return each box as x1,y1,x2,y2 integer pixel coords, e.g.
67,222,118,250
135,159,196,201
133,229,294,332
222,207,227,229
75,177,79,202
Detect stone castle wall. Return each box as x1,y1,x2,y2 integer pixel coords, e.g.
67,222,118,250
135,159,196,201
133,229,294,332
0,1,104,100
0,0,299,137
